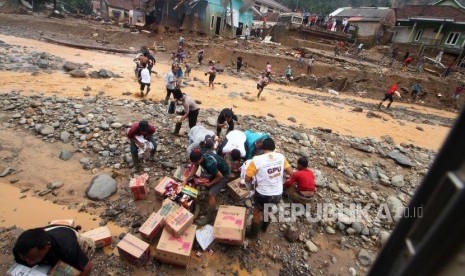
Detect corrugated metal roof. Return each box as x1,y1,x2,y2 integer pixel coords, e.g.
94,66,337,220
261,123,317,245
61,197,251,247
331,7,392,19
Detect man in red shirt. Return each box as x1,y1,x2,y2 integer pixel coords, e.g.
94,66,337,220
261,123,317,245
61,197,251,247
127,120,157,172
378,81,400,109
284,157,316,204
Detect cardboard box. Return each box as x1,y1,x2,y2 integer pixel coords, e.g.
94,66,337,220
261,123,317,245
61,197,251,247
82,226,112,248
160,198,180,217
227,178,251,200
49,219,75,227
155,224,197,267
173,164,201,181
165,206,194,237
139,212,164,243
129,173,149,200
48,261,81,276
154,176,180,198
7,264,50,276
213,205,246,245
117,233,150,265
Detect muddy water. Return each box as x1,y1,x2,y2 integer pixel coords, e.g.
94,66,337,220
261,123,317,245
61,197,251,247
0,181,124,234
0,34,457,151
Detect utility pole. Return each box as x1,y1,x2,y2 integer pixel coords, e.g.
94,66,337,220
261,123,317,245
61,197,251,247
295,0,299,11
230,0,234,36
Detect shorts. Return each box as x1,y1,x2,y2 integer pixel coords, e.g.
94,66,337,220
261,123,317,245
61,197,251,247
253,192,282,211
257,84,264,90
208,175,229,196
382,93,394,102
209,74,216,83
140,83,150,90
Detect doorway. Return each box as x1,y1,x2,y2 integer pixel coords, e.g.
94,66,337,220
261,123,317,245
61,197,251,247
215,17,221,35
236,22,243,36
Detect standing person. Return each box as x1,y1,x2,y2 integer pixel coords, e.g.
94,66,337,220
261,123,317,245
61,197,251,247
378,81,401,109
245,138,293,238
184,62,191,77
184,149,230,226
237,56,243,73
205,61,216,90
198,49,204,65
297,51,305,68
416,55,425,72
245,25,250,40
453,84,465,100
133,52,148,78
403,56,414,67
164,65,178,105
443,63,453,78
143,51,156,75
172,91,200,135
435,49,444,64
307,55,315,74
127,120,157,172
411,81,422,101
265,61,272,79
390,46,399,66
285,65,292,81
403,49,410,61
138,63,151,98
334,41,340,56
13,226,93,276
284,156,316,204
178,36,185,46
256,72,269,99
216,108,238,137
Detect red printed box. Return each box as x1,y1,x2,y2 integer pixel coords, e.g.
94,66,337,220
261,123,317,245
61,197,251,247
155,224,197,267
154,176,180,198
82,226,112,248
117,233,150,265
213,205,246,245
165,206,194,237
129,173,149,200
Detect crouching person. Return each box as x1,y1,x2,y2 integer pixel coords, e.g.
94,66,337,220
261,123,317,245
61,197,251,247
284,156,316,204
245,138,293,238
13,226,93,276
127,120,157,172
184,149,230,226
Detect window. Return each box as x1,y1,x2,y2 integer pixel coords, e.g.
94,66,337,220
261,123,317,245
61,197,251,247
445,32,460,45
414,29,423,41
223,17,227,30
210,15,214,29
268,8,274,13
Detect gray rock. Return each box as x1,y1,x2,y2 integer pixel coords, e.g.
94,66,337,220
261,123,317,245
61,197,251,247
60,131,71,143
287,117,297,123
358,249,375,266
63,62,80,72
207,117,217,127
391,175,405,187
326,157,336,168
325,226,336,234
40,125,54,135
351,142,375,153
348,267,357,276
366,111,382,119
59,151,73,161
338,182,351,194
100,122,110,130
386,196,404,222
0,167,13,177
77,117,88,125
380,230,391,246
69,69,87,78
80,158,90,164
12,113,22,119
111,122,123,129
388,150,416,167
352,107,363,112
285,226,299,243
346,227,357,235
85,174,117,200
305,240,318,253
47,181,64,190
314,170,326,187
351,222,363,234
328,182,340,193
38,59,49,69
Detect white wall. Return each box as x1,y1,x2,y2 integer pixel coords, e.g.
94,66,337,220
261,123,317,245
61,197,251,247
393,27,410,43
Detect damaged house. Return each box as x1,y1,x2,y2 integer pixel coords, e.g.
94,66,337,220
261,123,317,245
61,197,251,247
141,0,253,36
100,0,143,20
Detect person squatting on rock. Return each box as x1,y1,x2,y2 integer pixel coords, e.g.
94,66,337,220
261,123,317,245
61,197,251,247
127,120,157,172
216,108,239,137
172,90,200,135
244,138,293,238
378,81,401,109
186,125,216,155
13,225,93,276
185,149,230,226
284,156,316,204
256,72,269,99
138,63,151,98
216,129,247,177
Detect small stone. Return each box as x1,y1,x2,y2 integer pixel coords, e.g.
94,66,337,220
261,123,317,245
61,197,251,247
305,240,318,253
348,267,357,276
59,151,73,161
352,107,363,112
285,227,299,243
416,126,424,131
47,181,64,190
325,226,336,234
287,117,297,123
391,175,405,187
357,249,375,266
40,125,54,135
85,174,117,200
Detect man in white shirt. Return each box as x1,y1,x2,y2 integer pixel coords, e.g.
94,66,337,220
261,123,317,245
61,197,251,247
164,65,178,105
245,138,293,238
256,72,269,99
217,130,247,176
138,63,151,98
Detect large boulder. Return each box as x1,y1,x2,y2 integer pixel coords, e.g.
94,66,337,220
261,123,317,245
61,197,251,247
85,174,117,200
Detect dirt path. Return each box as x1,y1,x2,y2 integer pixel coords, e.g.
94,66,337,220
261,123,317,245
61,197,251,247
0,34,456,151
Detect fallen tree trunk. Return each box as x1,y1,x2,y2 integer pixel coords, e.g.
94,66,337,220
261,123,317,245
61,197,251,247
42,36,137,54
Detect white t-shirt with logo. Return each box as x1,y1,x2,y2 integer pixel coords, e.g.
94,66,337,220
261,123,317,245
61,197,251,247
140,68,151,84
246,152,291,196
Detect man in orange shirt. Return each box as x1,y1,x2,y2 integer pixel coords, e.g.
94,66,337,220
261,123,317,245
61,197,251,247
378,81,400,109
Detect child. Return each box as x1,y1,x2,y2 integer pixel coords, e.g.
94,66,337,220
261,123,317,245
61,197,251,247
138,63,151,98
184,62,191,77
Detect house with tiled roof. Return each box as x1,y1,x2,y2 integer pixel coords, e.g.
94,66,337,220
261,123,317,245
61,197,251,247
392,0,465,55
100,0,143,20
